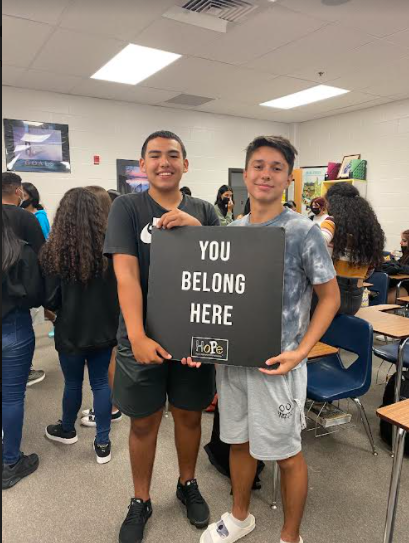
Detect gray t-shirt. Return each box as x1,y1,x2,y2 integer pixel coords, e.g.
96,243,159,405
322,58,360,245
230,208,336,368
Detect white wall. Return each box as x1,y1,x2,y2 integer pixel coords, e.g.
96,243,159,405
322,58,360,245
297,99,409,251
1,86,290,221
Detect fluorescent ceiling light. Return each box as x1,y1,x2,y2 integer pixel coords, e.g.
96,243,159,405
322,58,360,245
261,85,349,109
91,44,181,85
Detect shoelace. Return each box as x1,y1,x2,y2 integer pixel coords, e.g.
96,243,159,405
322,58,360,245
124,500,148,525
183,481,205,505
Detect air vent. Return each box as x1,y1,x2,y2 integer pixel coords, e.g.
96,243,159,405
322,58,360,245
182,0,258,23
164,94,215,107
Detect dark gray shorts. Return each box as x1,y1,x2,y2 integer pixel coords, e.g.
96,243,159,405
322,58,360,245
113,344,215,419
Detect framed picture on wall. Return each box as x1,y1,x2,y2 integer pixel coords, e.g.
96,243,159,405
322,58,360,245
338,154,361,179
117,159,149,195
3,118,71,173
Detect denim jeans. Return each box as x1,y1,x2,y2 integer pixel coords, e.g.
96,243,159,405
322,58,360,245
2,309,35,465
59,348,112,445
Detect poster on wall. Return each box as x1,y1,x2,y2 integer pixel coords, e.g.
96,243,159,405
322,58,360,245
147,226,285,368
117,159,149,195
3,119,71,173
301,166,327,215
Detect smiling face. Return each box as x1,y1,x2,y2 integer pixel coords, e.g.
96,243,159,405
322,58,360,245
140,137,189,192
244,146,292,204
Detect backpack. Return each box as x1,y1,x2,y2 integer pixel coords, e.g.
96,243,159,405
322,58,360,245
379,370,409,456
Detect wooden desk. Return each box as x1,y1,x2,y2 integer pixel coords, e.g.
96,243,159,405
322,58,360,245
397,296,409,304
377,399,409,543
389,275,409,302
308,342,339,360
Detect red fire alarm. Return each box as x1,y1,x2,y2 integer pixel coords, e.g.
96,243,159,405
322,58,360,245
94,155,100,165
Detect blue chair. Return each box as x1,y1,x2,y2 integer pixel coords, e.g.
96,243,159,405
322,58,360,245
373,343,409,369
307,314,377,455
367,271,389,306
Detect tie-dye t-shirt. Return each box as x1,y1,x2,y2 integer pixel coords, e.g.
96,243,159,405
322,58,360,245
229,208,336,368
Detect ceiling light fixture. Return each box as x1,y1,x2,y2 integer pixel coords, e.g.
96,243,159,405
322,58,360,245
91,44,181,85
260,85,349,109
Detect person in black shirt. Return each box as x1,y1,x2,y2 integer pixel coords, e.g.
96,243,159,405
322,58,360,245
41,188,119,465
104,131,219,543
2,172,46,386
2,172,45,254
2,209,44,489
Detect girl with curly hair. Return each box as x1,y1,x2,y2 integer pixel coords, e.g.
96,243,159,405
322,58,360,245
40,187,119,464
320,182,385,314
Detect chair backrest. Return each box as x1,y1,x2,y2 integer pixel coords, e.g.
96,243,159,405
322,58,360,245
321,314,374,396
367,271,389,306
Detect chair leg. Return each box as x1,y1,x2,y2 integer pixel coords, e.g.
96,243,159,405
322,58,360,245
352,398,378,456
271,461,280,510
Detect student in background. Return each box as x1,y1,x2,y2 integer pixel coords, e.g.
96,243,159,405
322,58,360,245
108,189,121,203
386,229,409,302
2,172,46,386
22,182,51,239
180,186,192,197
41,188,119,465
308,197,327,224
80,186,122,427
214,185,235,226
320,182,385,315
284,200,297,211
2,209,44,489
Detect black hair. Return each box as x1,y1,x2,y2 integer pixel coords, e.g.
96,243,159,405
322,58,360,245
22,182,44,210
141,130,187,160
243,198,251,216
180,186,192,197
284,200,296,210
326,182,385,268
2,207,22,273
245,136,298,174
107,189,121,203
2,172,22,196
215,185,234,218
401,230,409,266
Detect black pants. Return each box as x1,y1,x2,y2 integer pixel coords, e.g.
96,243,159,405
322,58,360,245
311,276,364,317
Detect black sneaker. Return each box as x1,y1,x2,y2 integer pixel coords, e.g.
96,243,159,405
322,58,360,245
176,479,210,529
119,498,153,543
27,369,45,387
45,421,78,445
94,440,112,465
2,453,39,489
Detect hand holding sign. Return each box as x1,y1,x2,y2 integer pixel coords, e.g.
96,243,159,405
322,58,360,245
130,334,172,365
181,356,202,369
157,209,201,230
259,350,304,376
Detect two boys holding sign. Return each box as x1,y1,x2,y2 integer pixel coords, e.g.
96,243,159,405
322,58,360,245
104,131,340,543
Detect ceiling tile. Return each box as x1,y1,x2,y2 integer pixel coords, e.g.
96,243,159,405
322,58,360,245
2,0,72,25
2,65,26,86
194,4,325,65
134,17,221,56
291,39,409,85
280,0,409,38
143,57,275,100
60,0,183,41
2,16,54,68
31,28,126,77
245,23,374,76
385,28,409,48
17,70,83,94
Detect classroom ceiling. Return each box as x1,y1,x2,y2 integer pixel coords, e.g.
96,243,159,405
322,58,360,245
2,0,409,123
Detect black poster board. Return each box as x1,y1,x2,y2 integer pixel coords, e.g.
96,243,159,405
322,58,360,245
146,226,285,368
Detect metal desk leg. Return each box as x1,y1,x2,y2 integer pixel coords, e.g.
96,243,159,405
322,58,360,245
383,428,406,543
395,281,403,303
392,337,409,455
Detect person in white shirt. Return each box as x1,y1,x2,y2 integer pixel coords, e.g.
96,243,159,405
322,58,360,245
309,197,327,225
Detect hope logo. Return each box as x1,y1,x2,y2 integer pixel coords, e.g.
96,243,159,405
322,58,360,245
191,337,229,361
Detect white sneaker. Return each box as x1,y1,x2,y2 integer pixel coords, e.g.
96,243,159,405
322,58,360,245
200,513,255,543
81,409,123,427
280,538,303,543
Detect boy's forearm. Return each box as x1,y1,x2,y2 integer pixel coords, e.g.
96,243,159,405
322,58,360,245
296,284,340,360
118,276,146,342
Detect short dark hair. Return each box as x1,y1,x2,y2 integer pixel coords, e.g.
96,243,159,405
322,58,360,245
245,136,298,174
141,130,187,160
180,186,192,196
2,172,22,196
